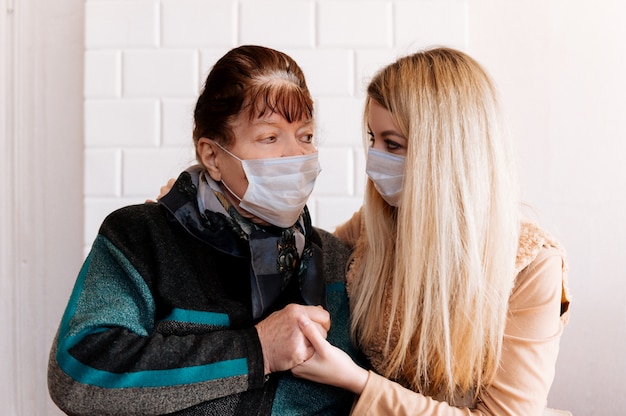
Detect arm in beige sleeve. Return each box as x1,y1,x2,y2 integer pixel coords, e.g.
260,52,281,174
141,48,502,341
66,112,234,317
351,247,566,416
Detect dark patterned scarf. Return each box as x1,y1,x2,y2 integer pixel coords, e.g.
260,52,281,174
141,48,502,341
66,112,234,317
160,166,326,319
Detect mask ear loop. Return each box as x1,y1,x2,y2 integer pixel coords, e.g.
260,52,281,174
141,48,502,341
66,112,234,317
212,140,244,162
220,178,244,202
211,140,246,201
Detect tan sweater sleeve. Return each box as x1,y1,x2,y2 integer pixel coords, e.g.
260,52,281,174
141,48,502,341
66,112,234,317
351,247,565,416
333,208,363,248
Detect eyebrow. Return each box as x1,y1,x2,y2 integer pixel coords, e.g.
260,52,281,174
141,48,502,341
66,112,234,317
252,117,314,126
368,125,407,140
381,130,406,139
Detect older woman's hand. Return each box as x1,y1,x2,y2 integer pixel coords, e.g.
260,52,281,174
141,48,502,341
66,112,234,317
255,304,330,376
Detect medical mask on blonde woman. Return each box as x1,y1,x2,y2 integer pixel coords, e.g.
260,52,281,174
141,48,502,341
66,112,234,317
216,142,321,228
365,148,405,207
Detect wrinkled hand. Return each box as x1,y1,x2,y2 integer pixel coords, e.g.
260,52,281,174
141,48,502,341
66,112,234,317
292,316,369,394
255,304,330,375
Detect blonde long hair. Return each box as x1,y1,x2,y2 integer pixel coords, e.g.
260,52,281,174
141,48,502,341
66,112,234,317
350,48,521,400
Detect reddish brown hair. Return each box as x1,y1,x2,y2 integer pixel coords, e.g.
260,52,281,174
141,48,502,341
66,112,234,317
192,45,313,159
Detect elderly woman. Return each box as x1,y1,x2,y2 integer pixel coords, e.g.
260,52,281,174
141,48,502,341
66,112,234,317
48,45,357,416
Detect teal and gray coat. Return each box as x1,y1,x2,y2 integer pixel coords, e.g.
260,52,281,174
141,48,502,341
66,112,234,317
48,169,357,415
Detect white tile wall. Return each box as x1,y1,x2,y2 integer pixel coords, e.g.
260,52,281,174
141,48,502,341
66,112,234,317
84,99,160,147
315,96,363,147
83,0,468,248
394,0,468,50
161,98,196,147
84,149,122,196
317,1,392,48
85,1,160,48
240,0,316,47
84,50,121,97
161,0,237,47
123,50,200,96
315,147,356,196
122,148,196,196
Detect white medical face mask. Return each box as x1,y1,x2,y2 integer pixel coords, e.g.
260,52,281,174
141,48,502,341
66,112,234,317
215,142,321,228
365,148,406,207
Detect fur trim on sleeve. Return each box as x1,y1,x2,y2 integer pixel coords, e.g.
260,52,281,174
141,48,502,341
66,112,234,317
516,221,571,324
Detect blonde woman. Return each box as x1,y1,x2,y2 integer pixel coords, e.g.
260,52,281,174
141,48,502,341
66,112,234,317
293,47,571,415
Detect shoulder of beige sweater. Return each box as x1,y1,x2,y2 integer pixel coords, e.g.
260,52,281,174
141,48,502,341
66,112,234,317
516,220,571,322
515,220,564,274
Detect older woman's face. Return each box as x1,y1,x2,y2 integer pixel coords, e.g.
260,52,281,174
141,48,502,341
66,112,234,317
199,110,316,223
228,111,316,159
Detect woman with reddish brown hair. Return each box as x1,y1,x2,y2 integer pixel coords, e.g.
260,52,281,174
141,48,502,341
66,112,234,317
48,45,357,416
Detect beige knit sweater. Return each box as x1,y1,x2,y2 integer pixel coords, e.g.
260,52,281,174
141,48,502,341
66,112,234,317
334,210,570,415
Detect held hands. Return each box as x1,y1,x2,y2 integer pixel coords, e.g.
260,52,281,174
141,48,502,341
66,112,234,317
255,304,330,376
292,316,369,395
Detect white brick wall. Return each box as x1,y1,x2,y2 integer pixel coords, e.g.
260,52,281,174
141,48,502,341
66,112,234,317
85,0,160,48
240,1,316,47
83,0,468,250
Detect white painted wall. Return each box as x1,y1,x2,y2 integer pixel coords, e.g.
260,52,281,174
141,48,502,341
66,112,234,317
1,0,84,415
2,0,624,414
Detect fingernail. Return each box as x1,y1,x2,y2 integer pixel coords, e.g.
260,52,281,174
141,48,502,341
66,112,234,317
299,317,311,328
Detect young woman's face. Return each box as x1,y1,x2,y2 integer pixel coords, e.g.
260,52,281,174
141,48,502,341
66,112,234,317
367,100,407,156
199,110,316,223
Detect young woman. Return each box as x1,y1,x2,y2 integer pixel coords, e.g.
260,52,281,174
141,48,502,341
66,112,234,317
292,47,571,415
48,45,357,416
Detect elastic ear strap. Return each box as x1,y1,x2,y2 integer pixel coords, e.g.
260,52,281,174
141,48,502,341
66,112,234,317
211,140,245,201
219,176,243,202
213,140,242,162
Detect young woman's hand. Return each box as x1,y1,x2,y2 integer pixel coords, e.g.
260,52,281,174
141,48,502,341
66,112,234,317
157,178,176,200
291,316,369,394
145,178,176,203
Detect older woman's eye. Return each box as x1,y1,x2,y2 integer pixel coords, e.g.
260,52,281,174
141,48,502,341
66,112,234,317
260,135,277,143
301,134,314,144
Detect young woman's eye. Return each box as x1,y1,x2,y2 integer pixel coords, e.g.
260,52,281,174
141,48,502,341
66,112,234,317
385,139,401,150
367,131,375,147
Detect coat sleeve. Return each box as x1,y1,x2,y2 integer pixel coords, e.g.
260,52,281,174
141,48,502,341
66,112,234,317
47,215,266,415
351,247,567,416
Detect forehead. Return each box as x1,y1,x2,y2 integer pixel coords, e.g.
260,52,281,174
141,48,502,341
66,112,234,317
368,100,398,129
228,111,314,139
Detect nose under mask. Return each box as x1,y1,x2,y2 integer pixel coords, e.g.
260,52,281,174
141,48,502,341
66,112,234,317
365,147,405,207
215,142,322,227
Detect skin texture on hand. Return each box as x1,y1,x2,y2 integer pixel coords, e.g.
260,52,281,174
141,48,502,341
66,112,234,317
255,304,330,375
292,316,369,394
